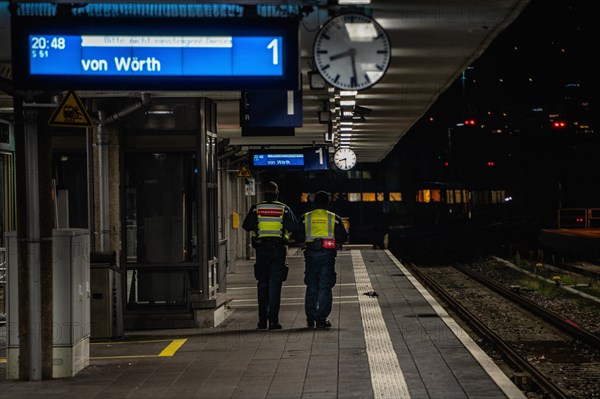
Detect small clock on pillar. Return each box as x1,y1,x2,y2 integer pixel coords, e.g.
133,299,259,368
313,13,391,91
333,148,357,170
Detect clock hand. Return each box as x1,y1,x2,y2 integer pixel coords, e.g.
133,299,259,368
330,48,353,61
350,53,357,86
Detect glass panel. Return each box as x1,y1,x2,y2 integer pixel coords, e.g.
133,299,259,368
126,268,192,305
52,152,88,228
125,153,196,263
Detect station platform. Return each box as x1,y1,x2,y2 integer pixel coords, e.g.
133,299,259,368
0,247,525,399
538,228,600,261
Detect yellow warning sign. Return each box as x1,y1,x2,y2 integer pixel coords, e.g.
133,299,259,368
48,91,94,128
237,164,252,178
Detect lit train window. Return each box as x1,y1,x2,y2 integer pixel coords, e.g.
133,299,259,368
447,190,454,204
417,190,430,203
389,192,402,202
362,193,376,202
348,192,361,202
377,193,384,201
300,192,310,203
431,189,441,202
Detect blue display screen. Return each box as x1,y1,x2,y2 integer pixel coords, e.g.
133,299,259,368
12,16,299,90
29,35,283,77
250,147,329,170
252,152,304,167
303,147,329,171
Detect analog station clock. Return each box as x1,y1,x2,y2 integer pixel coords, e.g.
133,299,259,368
313,13,391,91
333,148,357,170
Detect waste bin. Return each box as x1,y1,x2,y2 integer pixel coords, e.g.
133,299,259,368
90,251,123,339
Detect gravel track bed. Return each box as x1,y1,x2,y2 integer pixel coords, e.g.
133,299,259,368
417,263,600,399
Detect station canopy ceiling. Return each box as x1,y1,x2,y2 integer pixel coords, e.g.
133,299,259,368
0,0,531,163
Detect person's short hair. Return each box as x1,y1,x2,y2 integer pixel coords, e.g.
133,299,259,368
265,181,279,195
313,191,329,207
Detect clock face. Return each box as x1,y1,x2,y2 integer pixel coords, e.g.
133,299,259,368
334,148,357,170
313,13,391,91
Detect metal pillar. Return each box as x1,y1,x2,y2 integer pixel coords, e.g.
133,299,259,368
96,111,110,252
23,108,42,381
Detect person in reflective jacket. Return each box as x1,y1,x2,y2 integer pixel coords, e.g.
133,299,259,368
297,191,348,329
242,181,299,330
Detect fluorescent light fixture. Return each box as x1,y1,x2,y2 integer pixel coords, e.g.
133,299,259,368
340,100,356,107
340,127,353,132
345,22,378,41
339,133,352,137
340,90,357,97
343,111,354,117
147,109,174,115
340,121,353,126
339,0,370,4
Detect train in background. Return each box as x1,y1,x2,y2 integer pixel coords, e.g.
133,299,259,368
286,174,512,247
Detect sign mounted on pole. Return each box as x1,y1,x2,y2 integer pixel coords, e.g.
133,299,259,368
48,91,94,127
245,178,256,196
237,164,252,178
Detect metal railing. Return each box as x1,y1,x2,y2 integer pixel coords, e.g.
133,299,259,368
0,247,5,283
1,247,6,316
558,208,600,228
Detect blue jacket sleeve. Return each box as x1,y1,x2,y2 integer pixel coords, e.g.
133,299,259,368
283,205,300,236
242,205,258,232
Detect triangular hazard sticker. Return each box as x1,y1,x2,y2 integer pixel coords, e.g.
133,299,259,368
237,164,252,178
48,91,94,128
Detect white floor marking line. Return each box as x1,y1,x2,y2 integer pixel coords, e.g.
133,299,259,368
352,250,411,399
385,250,527,399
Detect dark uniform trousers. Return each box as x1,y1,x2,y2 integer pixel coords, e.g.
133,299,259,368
303,248,337,325
254,243,287,325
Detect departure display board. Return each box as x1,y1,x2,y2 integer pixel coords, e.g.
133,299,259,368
12,17,300,90
250,148,329,171
29,35,282,76
252,152,304,167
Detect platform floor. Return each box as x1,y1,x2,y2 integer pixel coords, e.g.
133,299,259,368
0,248,525,399
539,228,600,260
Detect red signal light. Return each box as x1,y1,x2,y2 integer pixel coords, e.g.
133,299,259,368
487,161,495,167
464,119,476,125
552,121,567,128
443,161,449,167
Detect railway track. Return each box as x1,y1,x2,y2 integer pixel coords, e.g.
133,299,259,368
404,260,600,399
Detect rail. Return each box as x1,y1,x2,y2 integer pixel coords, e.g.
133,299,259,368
557,208,600,228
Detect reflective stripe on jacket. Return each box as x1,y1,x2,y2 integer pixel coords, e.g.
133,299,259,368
256,202,285,238
304,209,335,241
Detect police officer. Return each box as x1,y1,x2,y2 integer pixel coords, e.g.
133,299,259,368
242,181,299,330
298,191,348,329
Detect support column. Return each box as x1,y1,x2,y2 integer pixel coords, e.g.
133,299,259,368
96,112,110,252
24,109,41,381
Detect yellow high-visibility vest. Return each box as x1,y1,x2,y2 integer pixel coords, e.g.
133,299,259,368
304,209,335,242
256,201,285,238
